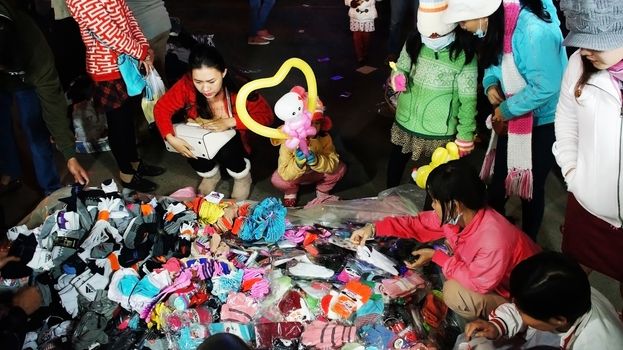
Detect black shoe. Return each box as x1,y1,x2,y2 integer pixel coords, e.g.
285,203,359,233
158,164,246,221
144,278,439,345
121,174,158,193
136,161,165,177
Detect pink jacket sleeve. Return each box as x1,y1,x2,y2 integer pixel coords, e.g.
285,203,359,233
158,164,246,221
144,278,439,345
374,211,445,242
434,229,513,294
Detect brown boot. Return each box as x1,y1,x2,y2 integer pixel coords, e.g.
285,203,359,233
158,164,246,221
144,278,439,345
197,165,221,195
227,159,252,201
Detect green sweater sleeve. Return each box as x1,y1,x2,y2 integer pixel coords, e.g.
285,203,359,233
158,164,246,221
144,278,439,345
455,57,478,142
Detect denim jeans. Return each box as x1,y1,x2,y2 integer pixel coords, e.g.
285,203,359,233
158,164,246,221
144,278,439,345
388,0,419,55
0,89,61,195
249,0,276,36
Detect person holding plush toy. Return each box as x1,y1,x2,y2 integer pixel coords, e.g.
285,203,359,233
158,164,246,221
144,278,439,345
270,90,346,208
154,45,273,200
386,0,478,188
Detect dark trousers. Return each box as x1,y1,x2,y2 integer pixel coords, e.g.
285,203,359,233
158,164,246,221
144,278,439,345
106,96,140,174
386,143,432,210
188,133,247,174
488,123,555,240
352,31,371,62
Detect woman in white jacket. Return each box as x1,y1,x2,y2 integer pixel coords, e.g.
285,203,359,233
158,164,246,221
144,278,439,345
553,0,623,302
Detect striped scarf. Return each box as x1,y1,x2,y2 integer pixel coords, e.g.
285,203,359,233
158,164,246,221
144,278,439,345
481,0,534,199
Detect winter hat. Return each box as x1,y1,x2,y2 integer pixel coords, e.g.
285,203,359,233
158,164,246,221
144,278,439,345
560,0,623,50
443,0,502,24
417,0,457,37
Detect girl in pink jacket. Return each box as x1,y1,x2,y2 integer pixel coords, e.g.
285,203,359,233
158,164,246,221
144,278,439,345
351,160,540,320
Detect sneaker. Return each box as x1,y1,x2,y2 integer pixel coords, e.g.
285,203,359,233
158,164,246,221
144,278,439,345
136,161,165,177
257,29,275,41
121,174,158,193
248,36,270,45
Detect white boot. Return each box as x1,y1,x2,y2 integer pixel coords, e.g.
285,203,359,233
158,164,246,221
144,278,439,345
197,165,221,195
226,159,252,201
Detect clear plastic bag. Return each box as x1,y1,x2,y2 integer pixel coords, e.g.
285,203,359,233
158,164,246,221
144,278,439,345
142,69,166,124
287,184,425,226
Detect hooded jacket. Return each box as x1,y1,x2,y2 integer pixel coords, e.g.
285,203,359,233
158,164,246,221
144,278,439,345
0,0,76,160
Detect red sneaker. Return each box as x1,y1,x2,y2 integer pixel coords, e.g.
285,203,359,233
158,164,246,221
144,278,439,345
283,195,297,207
257,29,275,41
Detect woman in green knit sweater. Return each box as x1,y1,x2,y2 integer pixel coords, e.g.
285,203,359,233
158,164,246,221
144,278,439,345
387,0,478,188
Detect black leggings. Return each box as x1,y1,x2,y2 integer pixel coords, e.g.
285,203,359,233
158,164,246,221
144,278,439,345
188,133,247,174
106,96,140,174
488,123,556,240
387,144,412,189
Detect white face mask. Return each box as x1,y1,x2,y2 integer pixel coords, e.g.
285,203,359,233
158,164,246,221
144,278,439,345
446,212,463,225
474,18,487,39
421,32,456,52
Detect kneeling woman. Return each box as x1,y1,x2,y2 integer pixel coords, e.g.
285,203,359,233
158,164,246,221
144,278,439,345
154,45,273,200
350,160,540,320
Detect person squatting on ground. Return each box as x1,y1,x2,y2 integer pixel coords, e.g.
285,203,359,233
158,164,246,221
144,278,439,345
345,0,377,65
270,92,347,208
154,45,274,200
0,0,89,195
247,0,276,45
351,160,540,320
66,0,165,193
444,0,567,241
553,0,623,312
464,252,623,349
386,0,478,188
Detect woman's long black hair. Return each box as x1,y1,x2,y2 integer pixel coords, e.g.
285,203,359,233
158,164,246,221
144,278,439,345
404,26,477,69
479,0,552,69
188,44,257,119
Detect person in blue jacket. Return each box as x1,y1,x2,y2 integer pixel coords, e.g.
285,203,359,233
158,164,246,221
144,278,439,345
444,0,567,241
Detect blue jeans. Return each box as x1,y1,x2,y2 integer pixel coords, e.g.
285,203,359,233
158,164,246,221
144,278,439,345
388,0,419,55
0,90,61,195
249,0,276,36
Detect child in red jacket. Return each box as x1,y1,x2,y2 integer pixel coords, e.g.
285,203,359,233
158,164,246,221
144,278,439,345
154,45,273,200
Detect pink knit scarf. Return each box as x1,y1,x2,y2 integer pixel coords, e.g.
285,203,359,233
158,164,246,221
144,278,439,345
481,0,534,199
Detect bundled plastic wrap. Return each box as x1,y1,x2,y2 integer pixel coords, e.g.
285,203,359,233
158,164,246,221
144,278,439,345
287,184,425,226
254,322,305,349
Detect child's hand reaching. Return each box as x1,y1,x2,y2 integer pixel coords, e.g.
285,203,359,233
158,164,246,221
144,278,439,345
294,148,307,168
306,151,318,166
464,319,500,340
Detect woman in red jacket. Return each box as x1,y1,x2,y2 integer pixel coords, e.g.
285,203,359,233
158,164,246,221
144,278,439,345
350,160,540,320
154,45,273,200
66,0,165,192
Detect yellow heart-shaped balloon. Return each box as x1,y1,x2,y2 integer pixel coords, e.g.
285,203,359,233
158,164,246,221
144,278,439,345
235,58,318,140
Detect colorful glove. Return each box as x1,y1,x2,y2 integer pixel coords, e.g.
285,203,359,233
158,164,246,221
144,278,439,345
306,151,318,166
360,324,396,349
220,292,258,323
391,72,407,92
294,149,307,168
455,138,474,157
301,320,357,349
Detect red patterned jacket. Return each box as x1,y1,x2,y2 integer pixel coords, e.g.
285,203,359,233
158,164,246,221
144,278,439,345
66,0,149,81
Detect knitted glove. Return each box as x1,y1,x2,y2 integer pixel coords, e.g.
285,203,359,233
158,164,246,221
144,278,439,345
294,149,307,168
360,324,396,349
391,72,407,92
301,320,357,349
454,139,475,157
220,292,258,323
380,270,427,298
306,151,318,166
